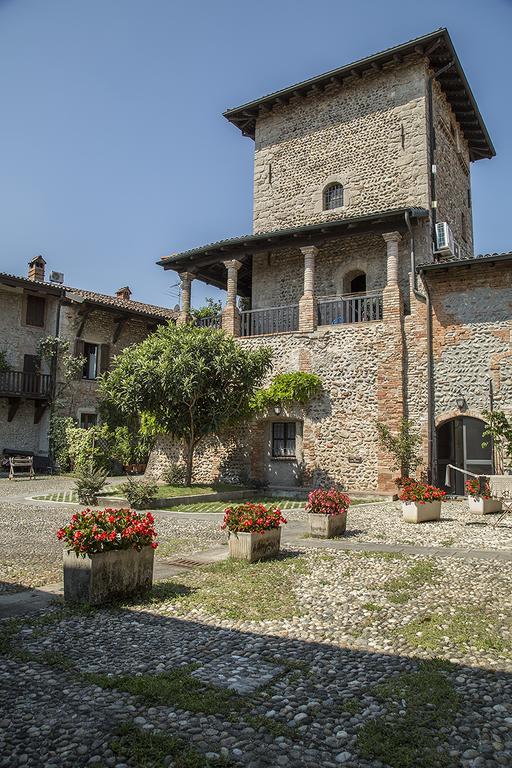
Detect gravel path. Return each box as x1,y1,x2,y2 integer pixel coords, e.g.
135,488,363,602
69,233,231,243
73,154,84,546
1,548,511,767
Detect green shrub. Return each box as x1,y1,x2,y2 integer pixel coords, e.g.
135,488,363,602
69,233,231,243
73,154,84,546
163,463,186,486
251,372,322,413
74,466,108,505
119,480,158,510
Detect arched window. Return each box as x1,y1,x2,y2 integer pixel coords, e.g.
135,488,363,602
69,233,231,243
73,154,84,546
323,182,344,211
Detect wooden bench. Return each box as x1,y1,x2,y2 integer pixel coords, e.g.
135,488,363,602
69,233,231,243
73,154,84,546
8,455,35,480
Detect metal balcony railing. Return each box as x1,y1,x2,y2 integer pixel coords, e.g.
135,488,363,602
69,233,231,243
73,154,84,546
240,304,299,337
0,370,52,399
317,291,383,326
194,314,222,329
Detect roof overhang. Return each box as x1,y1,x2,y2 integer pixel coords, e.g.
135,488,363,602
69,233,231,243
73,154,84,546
223,28,494,162
0,274,63,297
158,207,429,296
418,252,512,273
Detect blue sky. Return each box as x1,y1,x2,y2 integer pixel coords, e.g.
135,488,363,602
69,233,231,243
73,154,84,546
0,0,510,309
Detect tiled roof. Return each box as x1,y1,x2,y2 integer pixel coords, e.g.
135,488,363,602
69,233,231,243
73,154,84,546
0,272,175,320
418,252,512,271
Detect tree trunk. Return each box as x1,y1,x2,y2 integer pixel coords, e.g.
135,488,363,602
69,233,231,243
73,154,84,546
184,439,194,487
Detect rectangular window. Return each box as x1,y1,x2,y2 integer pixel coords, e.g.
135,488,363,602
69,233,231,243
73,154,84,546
26,295,46,327
80,412,97,429
83,343,99,379
272,422,296,458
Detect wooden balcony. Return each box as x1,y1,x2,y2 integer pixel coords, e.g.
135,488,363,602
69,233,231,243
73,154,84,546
0,370,52,400
317,291,383,326
240,304,299,337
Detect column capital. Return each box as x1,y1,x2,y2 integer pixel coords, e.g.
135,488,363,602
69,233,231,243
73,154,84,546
300,245,319,258
179,271,196,284
223,259,243,272
382,231,402,245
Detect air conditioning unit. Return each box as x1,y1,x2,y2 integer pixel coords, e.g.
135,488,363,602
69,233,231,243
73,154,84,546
435,222,455,256
50,271,65,284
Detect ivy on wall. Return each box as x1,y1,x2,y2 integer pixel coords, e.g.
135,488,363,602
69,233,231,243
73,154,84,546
251,372,322,413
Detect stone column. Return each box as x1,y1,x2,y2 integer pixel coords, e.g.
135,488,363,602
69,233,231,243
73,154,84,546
377,232,405,491
221,259,242,336
298,246,318,333
178,272,194,325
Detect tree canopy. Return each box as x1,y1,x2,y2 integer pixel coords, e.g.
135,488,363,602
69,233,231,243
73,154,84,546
99,324,272,484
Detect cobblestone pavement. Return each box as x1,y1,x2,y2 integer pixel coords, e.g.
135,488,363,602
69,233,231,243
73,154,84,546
1,547,511,767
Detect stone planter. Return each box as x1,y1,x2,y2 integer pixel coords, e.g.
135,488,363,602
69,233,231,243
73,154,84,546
228,528,281,562
468,496,502,515
63,546,154,605
402,500,442,523
308,512,347,538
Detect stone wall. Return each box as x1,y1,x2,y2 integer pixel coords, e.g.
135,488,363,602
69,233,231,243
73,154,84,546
252,58,430,233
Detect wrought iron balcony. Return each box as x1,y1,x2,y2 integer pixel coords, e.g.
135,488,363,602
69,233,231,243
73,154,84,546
194,314,222,329
0,370,52,399
240,304,299,337
317,291,383,326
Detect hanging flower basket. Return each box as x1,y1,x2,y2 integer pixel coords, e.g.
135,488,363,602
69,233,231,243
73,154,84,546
221,502,287,562
57,508,157,604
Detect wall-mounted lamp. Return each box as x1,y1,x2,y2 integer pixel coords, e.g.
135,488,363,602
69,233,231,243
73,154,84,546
456,395,466,411
273,404,282,416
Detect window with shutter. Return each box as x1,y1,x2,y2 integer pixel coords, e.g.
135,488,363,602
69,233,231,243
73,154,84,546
26,295,46,327
99,344,110,374
82,343,99,379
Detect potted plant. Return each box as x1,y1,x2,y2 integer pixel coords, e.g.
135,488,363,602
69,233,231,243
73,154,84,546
306,488,350,538
398,478,446,523
57,508,158,604
221,502,287,562
465,478,502,515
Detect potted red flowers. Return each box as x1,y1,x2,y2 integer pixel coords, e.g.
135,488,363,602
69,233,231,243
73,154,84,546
57,508,158,604
398,478,446,523
465,478,502,515
221,502,287,562
306,488,350,538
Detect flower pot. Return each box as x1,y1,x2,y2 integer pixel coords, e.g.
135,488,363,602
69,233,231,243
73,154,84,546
468,496,502,515
228,528,281,562
308,511,347,538
401,500,442,523
63,546,154,605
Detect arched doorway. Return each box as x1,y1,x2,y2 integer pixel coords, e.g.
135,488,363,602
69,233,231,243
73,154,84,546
437,416,492,494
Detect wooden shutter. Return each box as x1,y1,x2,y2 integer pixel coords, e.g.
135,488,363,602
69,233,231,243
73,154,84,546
75,339,85,357
99,343,110,374
26,295,46,327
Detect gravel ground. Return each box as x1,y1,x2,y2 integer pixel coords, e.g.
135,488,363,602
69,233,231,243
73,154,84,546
1,548,511,767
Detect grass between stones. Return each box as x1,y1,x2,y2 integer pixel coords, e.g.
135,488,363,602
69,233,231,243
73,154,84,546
398,605,511,654
357,660,460,768
382,560,439,604
143,554,310,621
111,722,231,767
85,664,243,716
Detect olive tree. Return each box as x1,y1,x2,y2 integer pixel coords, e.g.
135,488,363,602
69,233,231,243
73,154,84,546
99,324,272,485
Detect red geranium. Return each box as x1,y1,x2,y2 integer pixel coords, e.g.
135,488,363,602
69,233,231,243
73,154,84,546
57,508,158,556
221,502,287,534
398,477,446,504
465,478,490,499
306,488,350,516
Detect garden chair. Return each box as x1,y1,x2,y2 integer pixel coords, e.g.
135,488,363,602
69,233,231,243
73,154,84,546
488,475,512,528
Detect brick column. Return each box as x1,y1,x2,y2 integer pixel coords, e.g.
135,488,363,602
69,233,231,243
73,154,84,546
178,272,194,325
377,232,405,491
298,246,318,333
221,259,242,336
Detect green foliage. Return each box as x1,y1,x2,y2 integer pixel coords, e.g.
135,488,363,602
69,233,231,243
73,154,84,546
99,324,272,484
376,418,422,477
110,722,227,768
38,336,84,389
74,465,108,505
251,372,322,412
0,350,11,373
163,463,186,486
66,423,113,473
482,409,512,468
191,297,222,319
119,478,159,509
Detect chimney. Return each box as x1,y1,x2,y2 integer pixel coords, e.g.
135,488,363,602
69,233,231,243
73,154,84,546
116,286,132,301
28,255,46,282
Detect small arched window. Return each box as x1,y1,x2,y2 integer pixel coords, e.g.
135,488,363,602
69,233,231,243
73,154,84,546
323,182,344,211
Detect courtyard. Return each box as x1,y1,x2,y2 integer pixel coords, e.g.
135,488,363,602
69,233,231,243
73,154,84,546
1,476,512,767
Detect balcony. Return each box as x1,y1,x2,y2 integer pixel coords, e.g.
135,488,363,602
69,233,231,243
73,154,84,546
195,314,222,329
317,291,383,326
0,370,52,400
240,304,299,337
